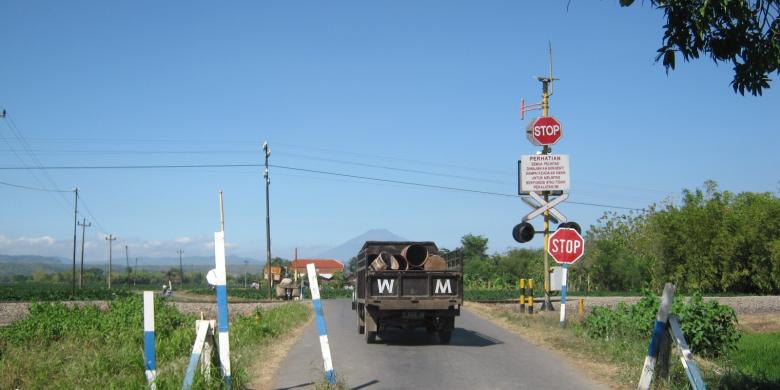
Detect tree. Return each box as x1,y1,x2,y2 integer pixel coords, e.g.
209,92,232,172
460,234,489,261
620,0,780,95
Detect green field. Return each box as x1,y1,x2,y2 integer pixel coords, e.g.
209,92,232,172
720,331,780,389
0,297,310,389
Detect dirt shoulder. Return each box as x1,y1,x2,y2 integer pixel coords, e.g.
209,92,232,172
246,310,314,390
465,302,623,389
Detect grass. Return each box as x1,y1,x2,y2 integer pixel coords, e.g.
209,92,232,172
0,296,311,389
718,331,780,389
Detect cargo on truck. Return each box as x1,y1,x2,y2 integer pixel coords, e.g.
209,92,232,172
352,241,463,344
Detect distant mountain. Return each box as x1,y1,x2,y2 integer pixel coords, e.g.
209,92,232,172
0,254,65,264
0,254,68,276
316,229,407,261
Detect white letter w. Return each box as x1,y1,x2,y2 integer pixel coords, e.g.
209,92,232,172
378,279,394,294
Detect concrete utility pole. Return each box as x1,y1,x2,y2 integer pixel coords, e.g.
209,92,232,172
125,245,130,285
134,257,138,286
177,249,184,287
105,234,117,289
263,141,273,300
72,188,79,295
244,260,248,288
77,218,91,289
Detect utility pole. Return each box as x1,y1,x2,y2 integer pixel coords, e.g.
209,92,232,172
244,260,248,288
77,218,91,289
263,141,273,300
177,249,184,287
72,188,79,295
134,257,138,286
105,234,116,289
125,245,130,285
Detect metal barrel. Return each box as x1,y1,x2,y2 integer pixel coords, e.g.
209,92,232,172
390,254,409,271
401,244,428,268
423,255,446,271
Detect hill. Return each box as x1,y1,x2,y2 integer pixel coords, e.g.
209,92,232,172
315,228,407,261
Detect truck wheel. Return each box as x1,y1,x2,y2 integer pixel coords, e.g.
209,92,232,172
438,330,452,344
366,331,376,344
357,308,365,334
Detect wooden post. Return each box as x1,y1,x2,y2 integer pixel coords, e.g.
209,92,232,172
637,283,675,390
669,315,707,390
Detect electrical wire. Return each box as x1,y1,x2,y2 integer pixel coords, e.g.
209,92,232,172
0,179,71,192
0,162,643,210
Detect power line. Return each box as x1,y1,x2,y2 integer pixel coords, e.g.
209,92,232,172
0,162,643,210
0,179,71,192
77,193,109,234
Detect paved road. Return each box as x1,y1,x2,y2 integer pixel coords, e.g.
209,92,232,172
273,299,604,390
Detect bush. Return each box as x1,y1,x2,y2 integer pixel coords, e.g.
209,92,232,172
675,293,740,357
583,290,740,357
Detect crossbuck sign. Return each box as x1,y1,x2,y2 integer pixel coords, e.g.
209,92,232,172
522,192,568,223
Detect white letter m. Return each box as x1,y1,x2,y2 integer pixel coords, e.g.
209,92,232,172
434,279,452,294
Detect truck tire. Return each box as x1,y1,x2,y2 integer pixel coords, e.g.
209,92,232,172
438,330,452,344
357,306,365,334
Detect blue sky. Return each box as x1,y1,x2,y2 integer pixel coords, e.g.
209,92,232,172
1,1,777,264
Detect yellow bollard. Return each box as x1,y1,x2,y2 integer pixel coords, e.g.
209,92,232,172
519,279,526,312
527,279,534,314
578,298,585,316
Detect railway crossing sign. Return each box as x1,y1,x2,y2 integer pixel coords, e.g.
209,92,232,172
548,228,584,264
522,192,568,223
526,116,563,146
518,154,570,193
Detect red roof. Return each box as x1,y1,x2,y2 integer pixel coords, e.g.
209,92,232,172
291,259,344,271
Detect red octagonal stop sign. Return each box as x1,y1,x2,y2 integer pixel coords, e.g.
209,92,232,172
548,228,584,264
526,116,563,146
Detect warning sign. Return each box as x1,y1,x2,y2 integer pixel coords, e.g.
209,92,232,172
519,154,570,192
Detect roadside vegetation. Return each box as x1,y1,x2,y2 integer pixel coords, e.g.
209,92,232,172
468,293,779,389
0,296,310,389
454,182,780,296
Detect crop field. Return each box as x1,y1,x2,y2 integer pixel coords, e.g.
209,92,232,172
0,296,310,389
0,283,135,301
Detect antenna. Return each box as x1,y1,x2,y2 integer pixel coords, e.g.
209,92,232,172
520,43,560,120
548,42,555,97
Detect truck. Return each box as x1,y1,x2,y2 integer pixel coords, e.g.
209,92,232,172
353,241,463,344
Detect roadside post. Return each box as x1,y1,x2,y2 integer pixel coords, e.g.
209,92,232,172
213,192,232,389
143,291,157,390
306,263,336,384
547,228,585,326
519,279,526,311
638,283,675,389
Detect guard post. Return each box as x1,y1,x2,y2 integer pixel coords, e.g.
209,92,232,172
526,279,534,314
519,279,526,312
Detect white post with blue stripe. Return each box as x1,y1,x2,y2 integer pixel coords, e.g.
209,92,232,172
306,263,336,384
214,230,232,389
181,320,214,390
638,283,675,390
143,291,157,390
559,264,568,327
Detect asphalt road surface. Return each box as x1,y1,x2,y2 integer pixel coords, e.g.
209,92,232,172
273,299,604,390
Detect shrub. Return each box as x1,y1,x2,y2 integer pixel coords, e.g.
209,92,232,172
583,291,740,357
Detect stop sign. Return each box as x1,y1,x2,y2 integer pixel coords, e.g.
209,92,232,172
548,228,584,264
526,116,563,146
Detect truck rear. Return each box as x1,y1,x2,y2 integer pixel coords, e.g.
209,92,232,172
353,241,463,344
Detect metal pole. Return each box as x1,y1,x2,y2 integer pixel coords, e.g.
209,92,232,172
106,234,116,289
72,188,79,295
178,249,184,287
125,245,130,285
244,260,248,288
134,257,138,286
540,81,554,311
78,218,91,289
263,141,272,300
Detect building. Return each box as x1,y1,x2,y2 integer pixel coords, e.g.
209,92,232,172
290,259,344,280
